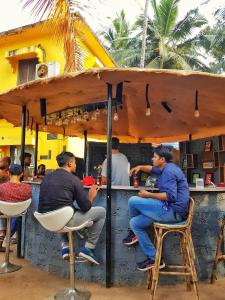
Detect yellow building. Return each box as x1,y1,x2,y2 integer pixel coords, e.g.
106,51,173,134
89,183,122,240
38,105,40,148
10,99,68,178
0,13,115,169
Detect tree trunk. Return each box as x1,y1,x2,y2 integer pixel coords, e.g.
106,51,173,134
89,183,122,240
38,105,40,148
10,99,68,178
140,0,149,68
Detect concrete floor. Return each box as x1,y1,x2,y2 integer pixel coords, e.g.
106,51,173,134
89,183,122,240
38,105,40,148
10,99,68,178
0,249,224,300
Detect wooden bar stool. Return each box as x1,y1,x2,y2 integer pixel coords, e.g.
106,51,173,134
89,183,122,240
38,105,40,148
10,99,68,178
210,213,225,284
147,197,200,300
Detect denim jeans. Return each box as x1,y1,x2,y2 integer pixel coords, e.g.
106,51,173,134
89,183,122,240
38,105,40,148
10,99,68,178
129,196,182,260
61,206,106,250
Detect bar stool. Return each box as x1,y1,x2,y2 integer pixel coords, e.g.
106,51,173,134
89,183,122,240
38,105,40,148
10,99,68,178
0,198,32,274
34,206,93,300
210,213,225,284
147,197,200,300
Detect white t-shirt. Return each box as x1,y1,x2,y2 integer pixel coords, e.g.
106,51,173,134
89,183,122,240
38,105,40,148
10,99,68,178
101,153,130,186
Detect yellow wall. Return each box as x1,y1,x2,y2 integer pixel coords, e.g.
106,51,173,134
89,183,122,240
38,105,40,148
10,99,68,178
0,20,115,169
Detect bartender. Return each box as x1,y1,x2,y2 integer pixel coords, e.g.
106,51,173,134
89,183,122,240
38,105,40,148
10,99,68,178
101,137,130,186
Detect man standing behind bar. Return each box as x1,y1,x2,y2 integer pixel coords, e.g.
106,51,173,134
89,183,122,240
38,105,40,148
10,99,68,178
101,137,130,186
38,151,106,265
123,145,189,271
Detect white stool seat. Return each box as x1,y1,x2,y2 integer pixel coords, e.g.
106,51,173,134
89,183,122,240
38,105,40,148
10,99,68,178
34,206,93,232
0,199,32,217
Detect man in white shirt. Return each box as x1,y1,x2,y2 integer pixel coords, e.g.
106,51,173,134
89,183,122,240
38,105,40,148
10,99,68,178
101,138,130,186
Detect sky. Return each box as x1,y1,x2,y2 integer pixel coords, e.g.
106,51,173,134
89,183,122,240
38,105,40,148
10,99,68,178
0,0,224,33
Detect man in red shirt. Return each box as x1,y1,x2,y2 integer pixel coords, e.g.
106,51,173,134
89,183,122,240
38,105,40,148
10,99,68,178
0,164,32,248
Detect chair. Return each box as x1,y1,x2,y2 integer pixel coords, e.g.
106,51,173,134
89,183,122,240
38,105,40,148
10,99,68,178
147,197,200,300
0,198,32,274
210,213,225,284
34,206,93,300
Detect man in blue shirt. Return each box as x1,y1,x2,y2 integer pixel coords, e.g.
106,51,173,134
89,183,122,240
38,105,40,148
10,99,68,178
123,145,189,271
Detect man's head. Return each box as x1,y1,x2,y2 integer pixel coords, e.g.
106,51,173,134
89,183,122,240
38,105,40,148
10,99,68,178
0,156,11,170
9,164,23,179
112,137,120,150
152,145,173,169
56,151,76,173
24,152,32,167
38,164,46,176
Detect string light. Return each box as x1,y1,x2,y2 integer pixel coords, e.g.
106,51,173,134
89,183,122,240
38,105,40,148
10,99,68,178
113,104,119,121
145,84,151,116
194,90,200,118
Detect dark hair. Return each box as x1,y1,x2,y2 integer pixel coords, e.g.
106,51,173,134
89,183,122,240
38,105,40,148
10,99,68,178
38,164,45,169
9,164,23,175
56,151,75,167
112,137,120,150
24,152,32,158
154,145,173,163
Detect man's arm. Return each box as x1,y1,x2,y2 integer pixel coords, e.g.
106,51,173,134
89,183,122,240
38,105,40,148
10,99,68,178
138,190,168,201
130,165,153,175
101,159,107,183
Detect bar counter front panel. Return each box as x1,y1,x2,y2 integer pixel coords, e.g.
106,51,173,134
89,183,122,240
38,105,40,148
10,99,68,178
24,183,225,285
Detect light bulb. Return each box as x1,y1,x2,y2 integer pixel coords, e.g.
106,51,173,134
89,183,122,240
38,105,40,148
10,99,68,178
146,107,151,116
42,125,47,131
194,110,200,118
63,118,69,125
113,112,119,121
77,114,82,122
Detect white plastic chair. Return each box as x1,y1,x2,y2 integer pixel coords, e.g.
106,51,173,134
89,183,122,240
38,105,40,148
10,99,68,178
0,198,32,274
34,206,93,300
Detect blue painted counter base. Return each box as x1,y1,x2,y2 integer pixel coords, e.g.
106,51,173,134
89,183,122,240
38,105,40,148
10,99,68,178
24,184,225,286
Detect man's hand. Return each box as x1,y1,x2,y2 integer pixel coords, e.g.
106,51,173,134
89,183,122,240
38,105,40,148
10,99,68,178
129,166,141,175
138,189,151,198
89,185,100,204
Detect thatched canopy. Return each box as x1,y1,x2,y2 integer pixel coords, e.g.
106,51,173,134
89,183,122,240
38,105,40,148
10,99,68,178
0,68,225,142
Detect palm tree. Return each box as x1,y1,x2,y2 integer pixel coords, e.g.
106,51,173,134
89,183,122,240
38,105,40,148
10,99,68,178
135,0,209,71
22,0,89,72
200,7,225,73
100,10,141,67
140,0,149,68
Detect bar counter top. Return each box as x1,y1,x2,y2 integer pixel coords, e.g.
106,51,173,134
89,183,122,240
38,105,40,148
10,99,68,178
24,180,225,192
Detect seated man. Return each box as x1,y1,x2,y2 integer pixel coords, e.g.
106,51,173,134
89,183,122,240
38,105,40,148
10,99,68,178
0,156,11,184
123,145,189,271
0,164,32,247
38,151,106,265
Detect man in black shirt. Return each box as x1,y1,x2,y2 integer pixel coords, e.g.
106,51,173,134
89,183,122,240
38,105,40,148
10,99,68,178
39,151,106,265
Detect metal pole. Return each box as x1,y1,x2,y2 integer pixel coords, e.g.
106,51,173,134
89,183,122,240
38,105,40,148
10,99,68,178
106,84,113,288
17,105,26,258
20,105,27,171
84,130,88,176
34,124,39,176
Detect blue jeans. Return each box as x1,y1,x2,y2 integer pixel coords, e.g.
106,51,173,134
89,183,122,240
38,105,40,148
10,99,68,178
129,196,181,260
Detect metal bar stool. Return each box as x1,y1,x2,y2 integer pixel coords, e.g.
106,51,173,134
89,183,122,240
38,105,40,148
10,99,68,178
34,206,93,300
0,198,32,274
211,213,225,284
147,197,200,300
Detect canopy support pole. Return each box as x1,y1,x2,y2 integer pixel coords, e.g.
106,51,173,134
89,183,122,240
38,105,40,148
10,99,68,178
34,124,39,176
84,130,88,176
106,83,112,288
17,105,26,258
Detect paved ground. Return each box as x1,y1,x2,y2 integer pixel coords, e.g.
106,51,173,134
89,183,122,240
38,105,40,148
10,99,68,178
0,249,224,300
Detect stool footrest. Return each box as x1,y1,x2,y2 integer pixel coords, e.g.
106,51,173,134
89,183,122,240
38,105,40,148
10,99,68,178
159,271,191,276
165,265,190,269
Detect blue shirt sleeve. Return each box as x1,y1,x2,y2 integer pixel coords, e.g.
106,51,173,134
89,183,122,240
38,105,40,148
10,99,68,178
159,170,177,203
151,166,161,176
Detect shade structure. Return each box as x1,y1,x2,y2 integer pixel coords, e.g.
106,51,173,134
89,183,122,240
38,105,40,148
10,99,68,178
0,67,225,142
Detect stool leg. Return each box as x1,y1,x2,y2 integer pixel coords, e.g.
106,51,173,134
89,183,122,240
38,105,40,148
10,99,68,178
211,218,225,284
185,231,200,300
151,228,163,300
54,231,91,300
147,234,157,289
179,233,191,291
0,217,22,274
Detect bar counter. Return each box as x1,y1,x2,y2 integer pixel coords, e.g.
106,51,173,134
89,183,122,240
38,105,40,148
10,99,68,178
23,182,225,285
